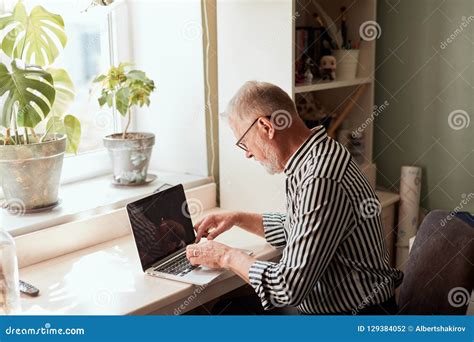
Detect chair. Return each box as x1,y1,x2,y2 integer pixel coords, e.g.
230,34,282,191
398,210,474,314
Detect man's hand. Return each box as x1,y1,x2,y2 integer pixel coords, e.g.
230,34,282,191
186,240,233,269
186,241,256,284
194,212,240,242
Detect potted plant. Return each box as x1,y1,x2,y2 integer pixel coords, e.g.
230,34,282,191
0,1,81,212
93,63,156,185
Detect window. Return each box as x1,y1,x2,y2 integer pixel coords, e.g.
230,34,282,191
1,0,209,185
21,0,116,154
6,0,130,183
1,0,211,233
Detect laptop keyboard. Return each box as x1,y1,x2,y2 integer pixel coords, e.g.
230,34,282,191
154,253,197,276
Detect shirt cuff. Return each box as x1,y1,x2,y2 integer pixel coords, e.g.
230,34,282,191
262,213,287,248
248,260,273,310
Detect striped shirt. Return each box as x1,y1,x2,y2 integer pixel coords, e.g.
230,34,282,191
248,126,403,314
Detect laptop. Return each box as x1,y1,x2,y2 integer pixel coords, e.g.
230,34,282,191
126,184,223,285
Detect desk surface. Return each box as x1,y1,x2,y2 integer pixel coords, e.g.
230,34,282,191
18,208,279,315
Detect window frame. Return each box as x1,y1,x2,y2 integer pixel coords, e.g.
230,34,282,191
61,0,132,184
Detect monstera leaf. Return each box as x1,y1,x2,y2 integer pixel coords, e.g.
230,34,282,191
47,68,75,116
0,1,67,66
63,114,81,153
0,60,55,128
46,114,81,154
43,69,79,153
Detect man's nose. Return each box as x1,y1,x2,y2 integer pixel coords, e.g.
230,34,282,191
245,150,253,159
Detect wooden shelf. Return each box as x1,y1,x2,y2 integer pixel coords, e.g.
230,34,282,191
376,190,401,208
294,77,373,93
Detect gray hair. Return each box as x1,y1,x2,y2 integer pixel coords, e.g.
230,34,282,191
222,81,298,124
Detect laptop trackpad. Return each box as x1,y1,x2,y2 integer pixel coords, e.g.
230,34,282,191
187,266,222,285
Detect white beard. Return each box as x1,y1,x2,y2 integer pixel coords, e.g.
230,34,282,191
259,161,279,175
256,140,281,174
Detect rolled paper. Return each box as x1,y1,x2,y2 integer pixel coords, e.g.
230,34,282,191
395,246,410,272
396,166,422,247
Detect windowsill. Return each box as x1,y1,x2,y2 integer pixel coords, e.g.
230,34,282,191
3,170,212,237
18,207,280,315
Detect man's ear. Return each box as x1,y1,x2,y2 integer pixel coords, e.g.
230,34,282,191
258,117,275,139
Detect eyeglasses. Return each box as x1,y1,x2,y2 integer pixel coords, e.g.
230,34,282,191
235,116,271,152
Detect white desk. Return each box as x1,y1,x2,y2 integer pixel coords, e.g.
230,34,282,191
18,209,280,315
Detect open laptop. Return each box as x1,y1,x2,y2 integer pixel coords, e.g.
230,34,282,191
126,184,223,285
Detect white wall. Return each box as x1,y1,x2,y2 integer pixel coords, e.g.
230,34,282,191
217,0,293,212
127,0,208,177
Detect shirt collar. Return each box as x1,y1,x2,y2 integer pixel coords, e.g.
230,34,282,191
284,125,328,175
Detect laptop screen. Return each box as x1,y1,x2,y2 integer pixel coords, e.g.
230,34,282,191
126,185,196,271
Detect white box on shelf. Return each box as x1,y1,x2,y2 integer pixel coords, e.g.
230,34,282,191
333,49,360,80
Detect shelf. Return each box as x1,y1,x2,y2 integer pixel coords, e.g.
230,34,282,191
294,77,373,93
376,190,401,208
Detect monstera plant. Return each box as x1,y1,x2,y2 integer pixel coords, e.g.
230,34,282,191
0,0,81,212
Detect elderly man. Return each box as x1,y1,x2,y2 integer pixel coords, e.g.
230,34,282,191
186,81,403,315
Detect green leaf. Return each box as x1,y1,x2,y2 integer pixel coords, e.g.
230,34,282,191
115,87,130,116
46,114,64,135
47,68,75,117
0,60,55,128
106,92,113,107
98,93,107,106
93,74,106,83
63,114,81,154
117,62,133,72
0,2,67,66
127,70,147,82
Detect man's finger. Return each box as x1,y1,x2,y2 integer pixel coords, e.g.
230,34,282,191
195,221,209,242
195,217,215,242
186,244,200,259
193,217,206,231
186,245,194,259
188,257,200,266
194,216,207,232
207,223,226,240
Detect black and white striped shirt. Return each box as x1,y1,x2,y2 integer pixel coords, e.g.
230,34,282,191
248,126,403,314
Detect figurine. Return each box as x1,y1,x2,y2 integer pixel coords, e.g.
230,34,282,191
304,57,314,83
320,55,336,80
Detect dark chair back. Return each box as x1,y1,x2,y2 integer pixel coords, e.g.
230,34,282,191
398,210,474,314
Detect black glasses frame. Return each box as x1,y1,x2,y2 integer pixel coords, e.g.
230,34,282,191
235,116,271,151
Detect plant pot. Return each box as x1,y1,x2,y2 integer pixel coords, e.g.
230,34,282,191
332,49,360,80
103,132,155,185
0,134,66,211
